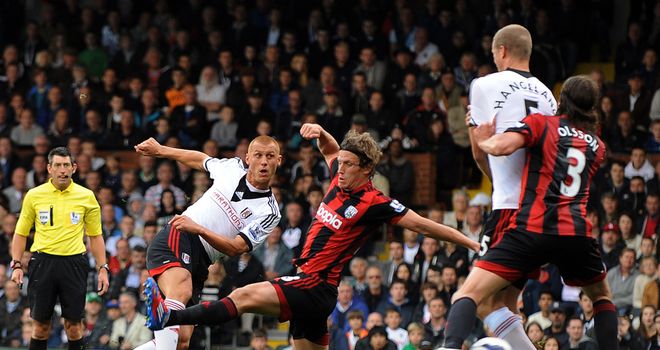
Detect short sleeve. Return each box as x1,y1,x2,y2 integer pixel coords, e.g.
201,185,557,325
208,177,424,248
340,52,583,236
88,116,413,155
238,211,281,251
504,113,547,147
204,157,241,180
361,196,409,225
84,193,102,236
15,192,35,236
468,79,495,125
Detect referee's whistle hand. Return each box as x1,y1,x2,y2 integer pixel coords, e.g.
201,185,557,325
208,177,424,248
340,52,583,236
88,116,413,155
10,269,23,287
97,270,110,296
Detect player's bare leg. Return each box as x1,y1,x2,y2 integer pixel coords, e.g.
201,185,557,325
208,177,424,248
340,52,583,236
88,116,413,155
440,267,511,349
149,267,194,350
581,280,617,350
31,320,51,347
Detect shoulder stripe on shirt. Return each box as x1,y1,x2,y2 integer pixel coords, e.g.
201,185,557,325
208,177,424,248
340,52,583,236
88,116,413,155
203,157,213,172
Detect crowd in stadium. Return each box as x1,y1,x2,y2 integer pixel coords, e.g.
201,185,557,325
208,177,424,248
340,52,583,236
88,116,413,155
0,0,658,349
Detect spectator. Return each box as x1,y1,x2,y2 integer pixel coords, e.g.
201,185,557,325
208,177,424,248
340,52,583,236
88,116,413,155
331,310,369,350
106,216,146,256
608,111,646,153
365,91,397,141
355,326,397,350
354,47,386,91
639,193,660,238
144,161,186,211
544,304,568,348
2,167,26,213
607,248,640,314
403,322,425,350
636,305,657,348
0,281,26,344
105,110,144,150
253,226,294,280
109,292,152,349
577,292,595,339
422,297,447,348
378,140,414,206
290,141,330,187
83,293,112,348
600,223,625,270
382,241,405,286
349,257,369,296
526,322,545,348
443,191,469,230
462,206,482,246
10,109,44,147
376,280,415,328
279,201,308,258
364,266,387,313
413,238,440,285
527,291,554,330
384,308,408,350
170,84,208,148
623,177,646,220
647,120,660,154
620,213,642,251
331,280,370,334
618,72,652,127
626,147,655,181
109,245,147,300
411,28,438,69
566,317,598,350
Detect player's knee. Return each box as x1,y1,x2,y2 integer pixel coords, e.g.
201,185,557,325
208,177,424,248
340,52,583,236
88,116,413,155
229,286,256,311
32,321,51,339
63,320,83,340
176,338,190,350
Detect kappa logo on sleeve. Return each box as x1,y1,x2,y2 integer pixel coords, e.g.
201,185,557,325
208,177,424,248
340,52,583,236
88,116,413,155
389,200,406,213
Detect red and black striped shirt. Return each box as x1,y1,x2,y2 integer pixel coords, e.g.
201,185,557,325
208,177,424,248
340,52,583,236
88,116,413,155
294,158,409,286
506,114,606,237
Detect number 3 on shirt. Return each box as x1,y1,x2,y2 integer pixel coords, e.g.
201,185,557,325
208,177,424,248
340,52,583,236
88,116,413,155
560,147,586,198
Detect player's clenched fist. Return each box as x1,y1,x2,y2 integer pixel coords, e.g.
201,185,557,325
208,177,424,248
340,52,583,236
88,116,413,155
134,138,162,157
300,123,323,139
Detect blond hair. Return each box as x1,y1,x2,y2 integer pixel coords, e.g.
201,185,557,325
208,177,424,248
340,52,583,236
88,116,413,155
248,135,280,154
493,24,533,60
340,130,382,172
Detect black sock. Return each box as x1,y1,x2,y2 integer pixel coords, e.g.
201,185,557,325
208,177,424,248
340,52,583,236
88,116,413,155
593,299,618,350
68,338,85,350
166,297,239,326
29,338,47,350
442,297,477,349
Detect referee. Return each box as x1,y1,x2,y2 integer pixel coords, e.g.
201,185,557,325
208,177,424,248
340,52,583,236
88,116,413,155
11,147,109,350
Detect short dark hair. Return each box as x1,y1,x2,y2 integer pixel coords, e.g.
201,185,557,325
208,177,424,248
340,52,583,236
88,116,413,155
347,310,365,320
133,245,147,253
48,147,74,164
539,290,554,300
144,221,158,229
390,278,407,289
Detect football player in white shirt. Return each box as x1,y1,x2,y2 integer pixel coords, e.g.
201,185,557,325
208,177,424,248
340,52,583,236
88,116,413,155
441,25,557,350
134,135,282,350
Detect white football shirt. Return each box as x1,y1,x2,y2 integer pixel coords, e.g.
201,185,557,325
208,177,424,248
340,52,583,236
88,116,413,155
469,69,557,209
182,157,281,261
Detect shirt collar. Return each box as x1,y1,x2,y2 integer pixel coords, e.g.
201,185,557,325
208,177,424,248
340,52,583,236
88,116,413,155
48,178,74,193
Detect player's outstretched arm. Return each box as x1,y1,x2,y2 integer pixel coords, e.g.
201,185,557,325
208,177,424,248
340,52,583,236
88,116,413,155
135,138,208,171
477,132,525,156
169,215,250,257
300,123,340,167
397,210,481,252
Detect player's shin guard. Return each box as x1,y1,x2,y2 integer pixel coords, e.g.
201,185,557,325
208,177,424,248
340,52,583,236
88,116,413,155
154,299,186,350
593,299,618,350
441,297,478,349
166,297,239,327
484,307,536,350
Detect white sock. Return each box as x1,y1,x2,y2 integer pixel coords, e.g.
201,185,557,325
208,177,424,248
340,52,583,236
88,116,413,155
154,299,186,350
484,307,536,350
134,339,156,350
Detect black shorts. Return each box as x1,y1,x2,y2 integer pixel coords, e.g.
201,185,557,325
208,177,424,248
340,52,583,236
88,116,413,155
475,229,606,287
147,224,212,305
271,272,338,346
28,252,88,322
479,209,532,289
